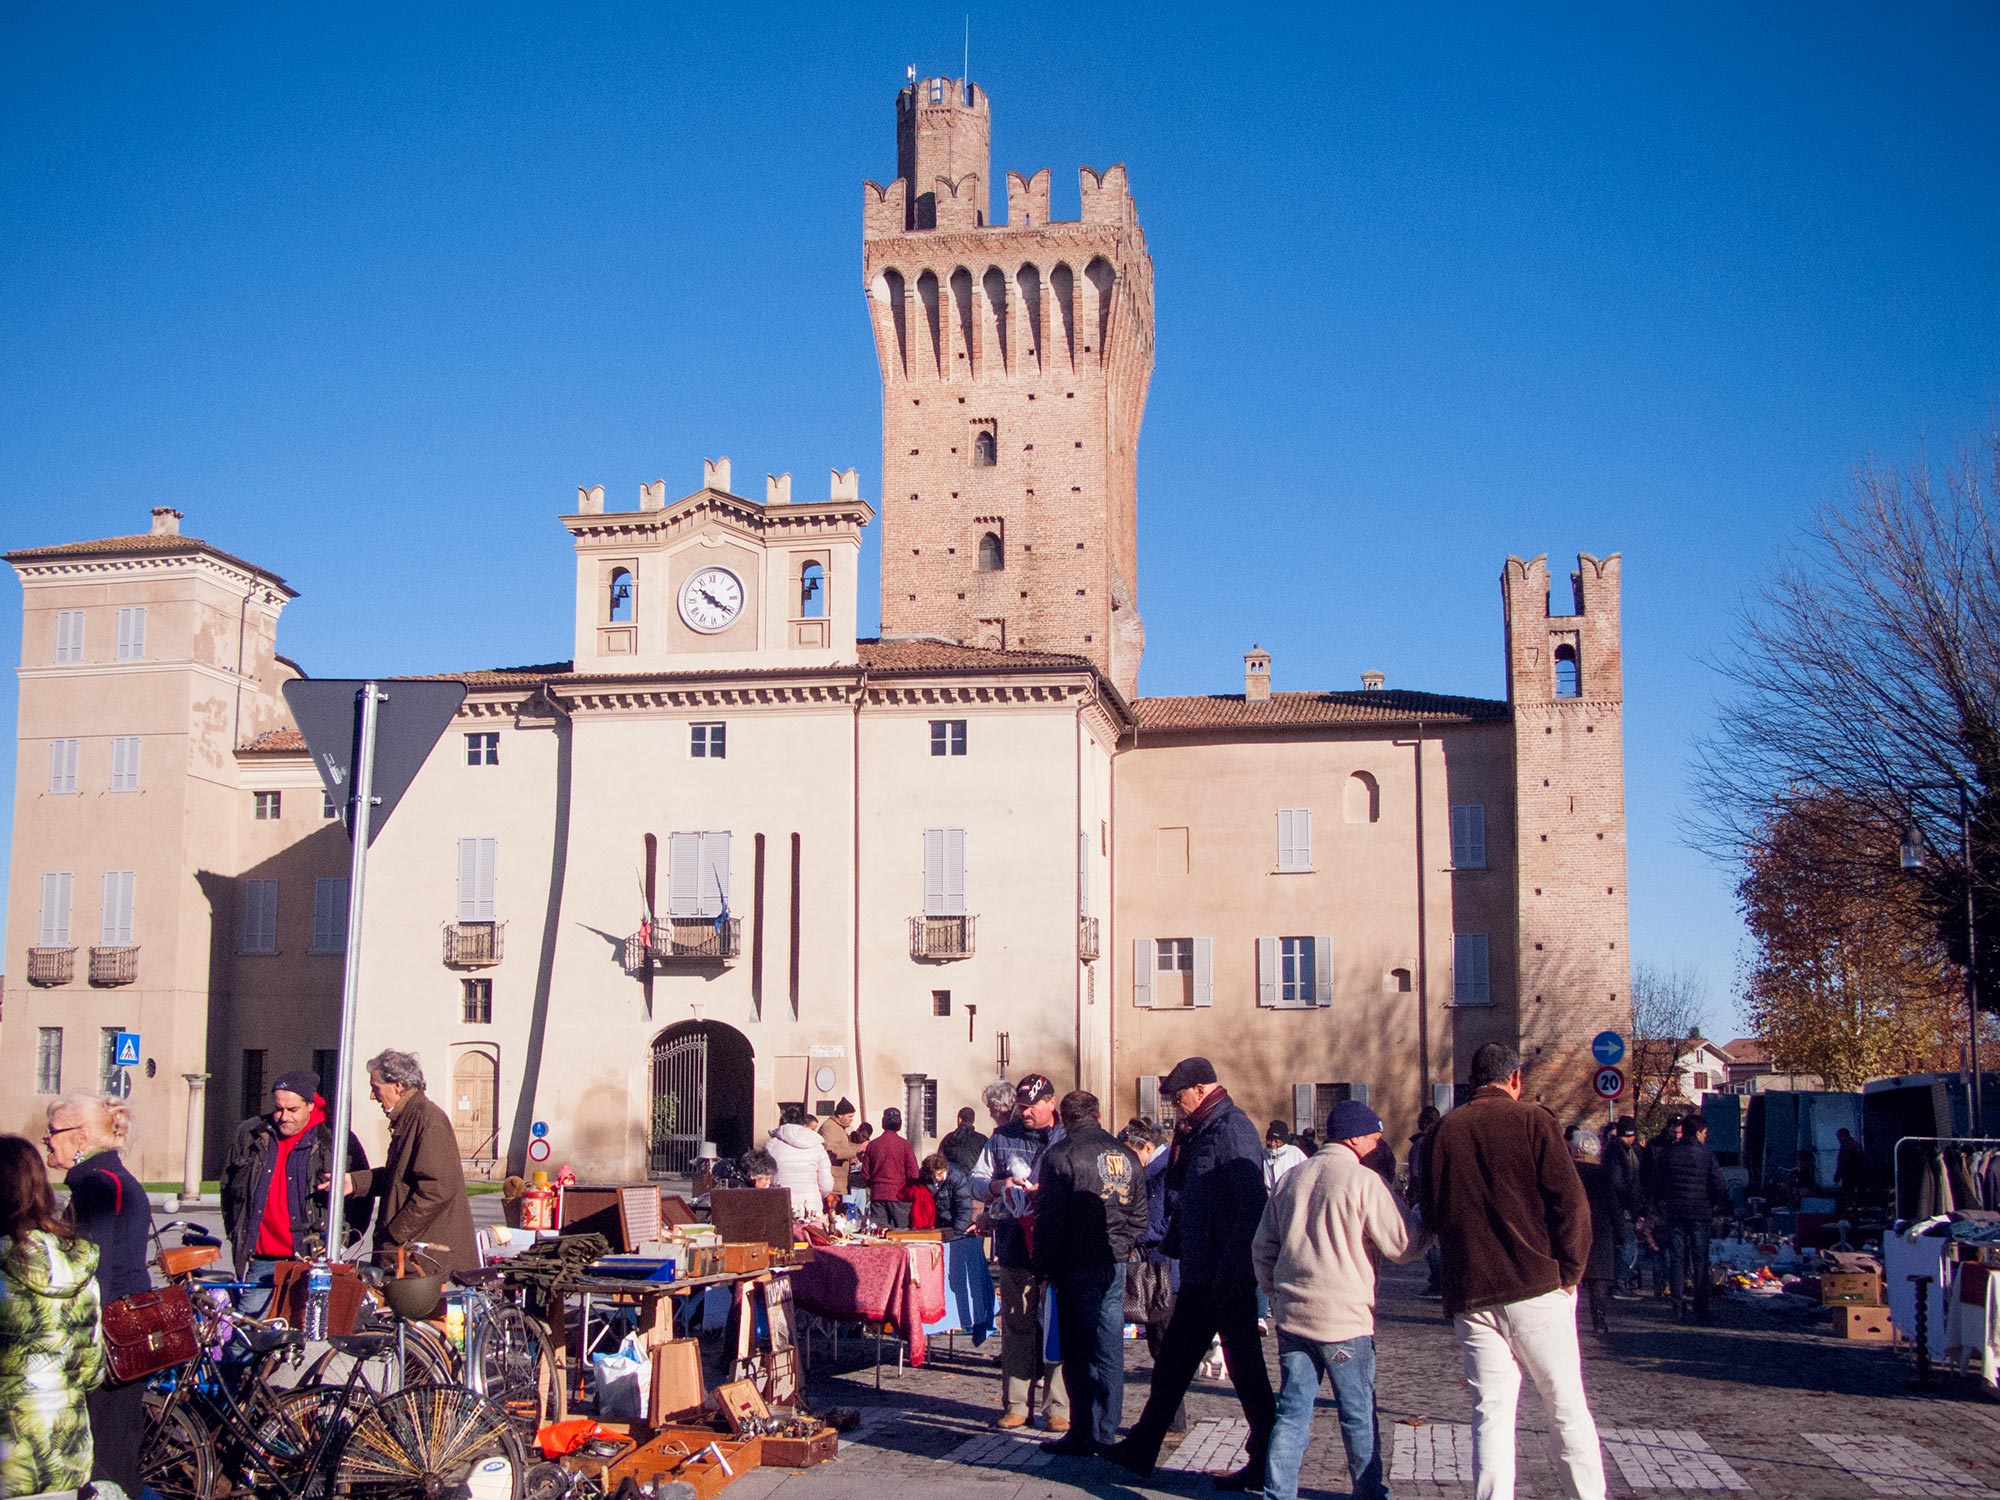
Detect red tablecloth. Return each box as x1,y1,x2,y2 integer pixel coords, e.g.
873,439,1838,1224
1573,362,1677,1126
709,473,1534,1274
789,1241,947,1365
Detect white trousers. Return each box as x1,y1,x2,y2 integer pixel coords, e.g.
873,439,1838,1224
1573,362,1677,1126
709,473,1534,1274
1454,1287,1606,1500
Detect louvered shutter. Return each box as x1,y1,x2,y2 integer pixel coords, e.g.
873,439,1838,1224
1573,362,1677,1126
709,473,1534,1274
1133,938,1154,1007
111,737,140,792
116,606,145,660
1193,936,1214,1006
1292,1083,1315,1136
1452,805,1486,868
667,833,701,917
55,611,83,663
1079,831,1090,918
1276,809,1295,870
49,740,77,794
1137,1075,1161,1124
314,878,349,953
1296,808,1312,869
458,837,496,921
41,873,72,946
1256,935,1279,1006
1314,933,1334,1006
102,872,135,946
699,833,731,917
923,829,946,915
1454,933,1491,1005
242,879,276,953
944,828,967,915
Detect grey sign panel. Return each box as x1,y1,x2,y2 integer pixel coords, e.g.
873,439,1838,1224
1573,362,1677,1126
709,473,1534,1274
282,679,467,845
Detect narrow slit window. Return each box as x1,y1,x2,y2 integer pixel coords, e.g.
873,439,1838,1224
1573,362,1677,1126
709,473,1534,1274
799,561,825,618
608,567,635,623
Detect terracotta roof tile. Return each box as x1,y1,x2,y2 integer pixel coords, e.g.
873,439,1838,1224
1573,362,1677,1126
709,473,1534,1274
6,531,292,589
241,727,307,753
404,639,1099,689
1135,688,1507,732
1721,1037,1770,1064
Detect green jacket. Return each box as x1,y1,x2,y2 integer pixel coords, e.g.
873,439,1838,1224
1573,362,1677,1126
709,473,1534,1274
0,1229,106,1496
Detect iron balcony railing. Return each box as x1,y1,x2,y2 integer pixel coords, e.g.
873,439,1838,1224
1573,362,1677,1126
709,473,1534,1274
442,921,505,967
27,946,76,986
88,945,140,987
910,914,977,960
626,918,742,969
1078,915,1101,962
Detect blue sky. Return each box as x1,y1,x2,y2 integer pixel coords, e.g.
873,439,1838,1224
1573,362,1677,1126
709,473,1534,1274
4,4,1997,1036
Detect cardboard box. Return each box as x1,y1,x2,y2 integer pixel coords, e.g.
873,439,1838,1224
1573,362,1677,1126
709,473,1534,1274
1822,1271,1883,1306
1832,1305,1893,1341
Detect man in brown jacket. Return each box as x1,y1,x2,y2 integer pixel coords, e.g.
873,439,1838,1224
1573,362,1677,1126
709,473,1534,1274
820,1097,863,1198
345,1049,479,1280
1419,1043,1604,1500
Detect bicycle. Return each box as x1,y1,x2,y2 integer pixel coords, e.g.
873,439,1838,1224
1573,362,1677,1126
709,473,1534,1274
451,1264,557,1441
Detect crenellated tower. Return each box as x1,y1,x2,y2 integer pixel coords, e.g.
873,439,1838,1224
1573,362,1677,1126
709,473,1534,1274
1501,552,1631,1120
864,75,1154,699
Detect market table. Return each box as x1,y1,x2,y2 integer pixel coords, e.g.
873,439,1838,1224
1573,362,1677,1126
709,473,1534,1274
923,1234,996,1344
788,1238,947,1370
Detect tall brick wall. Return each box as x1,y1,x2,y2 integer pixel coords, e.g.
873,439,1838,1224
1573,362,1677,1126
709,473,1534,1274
864,78,1154,700
1503,552,1632,1121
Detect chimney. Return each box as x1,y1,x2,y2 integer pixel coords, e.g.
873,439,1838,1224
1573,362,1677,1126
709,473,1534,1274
1244,646,1271,702
1360,670,1385,691
150,507,183,536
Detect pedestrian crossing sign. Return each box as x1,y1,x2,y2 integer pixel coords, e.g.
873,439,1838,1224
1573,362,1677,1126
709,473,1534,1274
112,1032,141,1068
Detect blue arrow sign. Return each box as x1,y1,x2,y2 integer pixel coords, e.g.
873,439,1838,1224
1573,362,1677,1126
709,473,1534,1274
112,1032,141,1068
1591,1031,1625,1067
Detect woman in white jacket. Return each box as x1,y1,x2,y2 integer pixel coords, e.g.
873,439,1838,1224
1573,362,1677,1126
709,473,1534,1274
767,1104,834,1218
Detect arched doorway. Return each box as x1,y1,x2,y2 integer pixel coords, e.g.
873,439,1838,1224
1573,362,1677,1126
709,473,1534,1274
648,1022,755,1175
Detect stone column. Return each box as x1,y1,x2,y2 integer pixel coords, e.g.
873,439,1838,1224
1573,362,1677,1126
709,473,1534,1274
181,1073,209,1199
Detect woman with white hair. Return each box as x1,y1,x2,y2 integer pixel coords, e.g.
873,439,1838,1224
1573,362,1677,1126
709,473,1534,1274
1568,1126,1618,1335
44,1092,149,1494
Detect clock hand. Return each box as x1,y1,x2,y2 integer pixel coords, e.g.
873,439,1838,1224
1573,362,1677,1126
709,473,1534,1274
700,589,725,609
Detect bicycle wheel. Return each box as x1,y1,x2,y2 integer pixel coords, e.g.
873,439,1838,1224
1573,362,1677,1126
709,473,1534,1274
252,1385,362,1499
335,1383,526,1497
142,1388,218,1500
466,1305,554,1438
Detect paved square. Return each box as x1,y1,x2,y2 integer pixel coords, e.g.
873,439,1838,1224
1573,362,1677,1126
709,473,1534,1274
1802,1433,1991,1496
1160,1417,1250,1474
1391,1420,1475,1483
1600,1428,1751,1491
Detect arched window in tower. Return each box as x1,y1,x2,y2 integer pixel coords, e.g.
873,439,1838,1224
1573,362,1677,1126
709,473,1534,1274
1554,643,1581,698
608,567,635,623
1345,770,1380,824
973,429,997,467
799,561,825,619
978,532,1004,572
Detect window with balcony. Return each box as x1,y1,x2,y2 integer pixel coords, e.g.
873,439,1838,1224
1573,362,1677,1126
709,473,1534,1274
691,723,726,759
913,827,973,958
446,837,503,965
31,873,75,985
654,831,738,958
254,791,281,820
465,732,499,766
930,720,967,756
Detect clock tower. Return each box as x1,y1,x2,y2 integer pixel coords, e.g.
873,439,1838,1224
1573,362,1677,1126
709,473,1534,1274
863,76,1154,699
562,458,873,674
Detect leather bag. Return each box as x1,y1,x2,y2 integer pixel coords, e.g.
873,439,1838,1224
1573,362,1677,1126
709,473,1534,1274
102,1284,199,1386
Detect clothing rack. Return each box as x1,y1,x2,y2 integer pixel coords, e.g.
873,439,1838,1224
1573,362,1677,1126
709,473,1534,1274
1893,1136,2000,1221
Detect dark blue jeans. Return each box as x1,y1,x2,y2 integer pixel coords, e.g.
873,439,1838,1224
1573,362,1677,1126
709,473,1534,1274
1666,1217,1711,1318
1265,1332,1385,1500
1614,1219,1638,1290
1053,1264,1128,1447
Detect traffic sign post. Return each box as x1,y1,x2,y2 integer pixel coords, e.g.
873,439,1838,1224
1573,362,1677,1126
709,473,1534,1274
112,1032,141,1069
528,1139,551,1164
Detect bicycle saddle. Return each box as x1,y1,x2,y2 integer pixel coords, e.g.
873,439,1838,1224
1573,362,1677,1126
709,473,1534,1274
243,1325,306,1355
326,1331,395,1360
452,1266,508,1289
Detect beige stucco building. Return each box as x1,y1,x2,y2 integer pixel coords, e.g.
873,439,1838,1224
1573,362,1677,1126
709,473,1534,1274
1,74,1627,1181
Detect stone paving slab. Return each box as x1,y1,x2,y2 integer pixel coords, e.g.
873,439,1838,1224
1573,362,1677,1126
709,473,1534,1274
1391,1420,1474,1484
1802,1433,1991,1497
1159,1418,1250,1475
1600,1428,1751,1491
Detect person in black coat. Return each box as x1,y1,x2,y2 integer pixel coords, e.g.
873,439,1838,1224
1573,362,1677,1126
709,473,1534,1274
1033,1092,1147,1455
1653,1115,1727,1323
938,1108,990,1176
918,1153,976,1238
45,1093,150,1496
1106,1057,1276,1489
220,1069,371,1307
1605,1118,1645,1295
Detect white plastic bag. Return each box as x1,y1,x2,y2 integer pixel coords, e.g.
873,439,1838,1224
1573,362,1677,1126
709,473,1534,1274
591,1331,650,1420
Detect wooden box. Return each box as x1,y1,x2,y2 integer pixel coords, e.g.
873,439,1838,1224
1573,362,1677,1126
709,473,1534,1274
1822,1271,1883,1306
570,1425,760,1494
761,1429,839,1468
649,1337,705,1423
1832,1304,1893,1341
722,1242,771,1275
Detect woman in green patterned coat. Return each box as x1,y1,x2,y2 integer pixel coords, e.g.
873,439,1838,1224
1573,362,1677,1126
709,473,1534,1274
0,1133,106,1495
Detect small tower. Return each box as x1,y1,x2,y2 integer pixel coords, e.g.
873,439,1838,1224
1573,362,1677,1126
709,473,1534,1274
864,76,1155,699
1500,552,1630,1117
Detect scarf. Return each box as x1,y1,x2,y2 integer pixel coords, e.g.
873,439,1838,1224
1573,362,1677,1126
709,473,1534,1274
255,1095,327,1257
1167,1085,1232,1191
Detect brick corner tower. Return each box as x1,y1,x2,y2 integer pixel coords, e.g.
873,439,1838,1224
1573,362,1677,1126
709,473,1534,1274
863,75,1154,699
1501,551,1631,1120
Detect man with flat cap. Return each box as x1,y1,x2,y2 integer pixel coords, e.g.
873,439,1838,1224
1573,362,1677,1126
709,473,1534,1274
971,1072,1070,1432
220,1067,370,1311
1254,1100,1431,1500
1106,1057,1275,1489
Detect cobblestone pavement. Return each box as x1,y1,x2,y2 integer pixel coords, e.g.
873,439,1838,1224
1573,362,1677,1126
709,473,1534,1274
727,1260,2000,1499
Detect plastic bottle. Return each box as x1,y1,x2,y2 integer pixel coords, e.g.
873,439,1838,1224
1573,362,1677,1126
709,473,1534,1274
443,1293,467,1352
303,1261,332,1341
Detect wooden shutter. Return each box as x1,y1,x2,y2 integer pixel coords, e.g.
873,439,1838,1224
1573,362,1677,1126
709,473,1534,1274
242,879,276,953
55,610,83,662
111,737,139,792
1193,936,1214,1006
699,832,731,917
923,828,946,915
667,832,701,917
1079,831,1090,918
116,606,145,660
1296,807,1312,868
40,872,72,946
1452,805,1486,868
944,828,967,915
101,871,135,946
50,740,77,794
1454,933,1491,1005
1256,935,1279,1006
1292,1083,1315,1136
1137,1075,1161,1124
1132,938,1154,1007
1314,933,1334,1006
314,878,348,952
1277,809,1296,870
457,837,496,921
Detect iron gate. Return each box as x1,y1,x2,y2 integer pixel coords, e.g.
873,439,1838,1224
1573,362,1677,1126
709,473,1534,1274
650,1027,708,1175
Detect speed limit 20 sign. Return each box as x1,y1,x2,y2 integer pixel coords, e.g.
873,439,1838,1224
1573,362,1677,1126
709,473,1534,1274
1592,1066,1625,1099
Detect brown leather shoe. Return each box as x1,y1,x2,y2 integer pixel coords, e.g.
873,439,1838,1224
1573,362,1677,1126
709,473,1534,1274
997,1412,1029,1430
1045,1416,1071,1433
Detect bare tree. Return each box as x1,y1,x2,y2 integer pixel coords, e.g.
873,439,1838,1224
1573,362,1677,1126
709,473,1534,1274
1626,961,1712,1132
1691,427,2000,1010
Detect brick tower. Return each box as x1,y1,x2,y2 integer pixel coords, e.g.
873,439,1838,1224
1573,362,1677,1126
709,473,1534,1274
1501,552,1631,1119
863,76,1154,699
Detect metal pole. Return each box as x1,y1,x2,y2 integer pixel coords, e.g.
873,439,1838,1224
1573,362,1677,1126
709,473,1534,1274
321,682,383,1250
1961,782,1983,1138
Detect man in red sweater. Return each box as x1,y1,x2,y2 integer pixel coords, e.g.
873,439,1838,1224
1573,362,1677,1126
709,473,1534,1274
861,1107,921,1228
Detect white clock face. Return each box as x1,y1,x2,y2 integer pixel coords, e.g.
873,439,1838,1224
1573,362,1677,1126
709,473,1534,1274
678,566,745,634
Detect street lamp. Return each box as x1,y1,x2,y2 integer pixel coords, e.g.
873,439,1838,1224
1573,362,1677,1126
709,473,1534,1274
1899,779,1985,1136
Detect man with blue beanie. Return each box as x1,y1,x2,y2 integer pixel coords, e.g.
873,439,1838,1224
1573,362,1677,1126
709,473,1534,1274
1253,1099,1431,1500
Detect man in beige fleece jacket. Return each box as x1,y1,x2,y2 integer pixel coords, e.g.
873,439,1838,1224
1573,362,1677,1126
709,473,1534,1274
1252,1100,1431,1500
